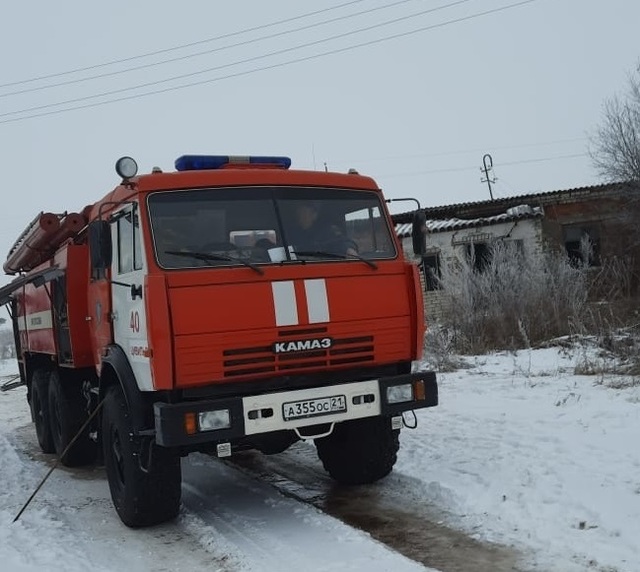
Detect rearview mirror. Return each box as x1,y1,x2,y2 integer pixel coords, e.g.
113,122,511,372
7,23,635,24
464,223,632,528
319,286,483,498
411,211,427,256
89,220,112,271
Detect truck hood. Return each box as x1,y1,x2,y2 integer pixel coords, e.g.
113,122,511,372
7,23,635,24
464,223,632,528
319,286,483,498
162,265,415,387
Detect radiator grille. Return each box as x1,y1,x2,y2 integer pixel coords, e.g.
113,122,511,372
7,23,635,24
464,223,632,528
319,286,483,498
222,328,374,377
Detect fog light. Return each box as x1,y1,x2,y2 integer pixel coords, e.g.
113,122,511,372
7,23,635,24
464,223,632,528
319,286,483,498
198,409,231,432
386,384,413,404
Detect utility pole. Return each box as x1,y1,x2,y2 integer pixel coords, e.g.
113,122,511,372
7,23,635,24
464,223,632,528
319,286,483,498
480,153,497,200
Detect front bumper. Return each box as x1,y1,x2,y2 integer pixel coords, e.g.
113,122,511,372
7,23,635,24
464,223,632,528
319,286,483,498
154,371,437,447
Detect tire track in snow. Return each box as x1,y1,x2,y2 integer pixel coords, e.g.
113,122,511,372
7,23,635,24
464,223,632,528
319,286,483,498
224,444,524,572
181,453,430,572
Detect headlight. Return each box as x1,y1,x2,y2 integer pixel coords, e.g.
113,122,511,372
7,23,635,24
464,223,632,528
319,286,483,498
198,409,231,431
386,384,413,404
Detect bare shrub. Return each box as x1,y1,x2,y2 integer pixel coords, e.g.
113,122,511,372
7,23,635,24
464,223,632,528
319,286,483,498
421,324,470,372
588,255,636,300
435,241,589,354
602,377,640,389
576,317,640,377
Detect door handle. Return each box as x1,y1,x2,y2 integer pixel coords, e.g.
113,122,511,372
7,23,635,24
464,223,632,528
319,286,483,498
130,284,143,300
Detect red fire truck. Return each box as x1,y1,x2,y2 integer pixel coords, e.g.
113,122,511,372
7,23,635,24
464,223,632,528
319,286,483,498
1,155,437,527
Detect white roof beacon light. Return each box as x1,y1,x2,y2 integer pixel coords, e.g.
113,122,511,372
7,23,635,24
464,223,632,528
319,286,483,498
115,156,139,180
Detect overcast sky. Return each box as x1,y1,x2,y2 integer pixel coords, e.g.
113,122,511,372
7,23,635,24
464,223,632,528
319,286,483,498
1,0,639,286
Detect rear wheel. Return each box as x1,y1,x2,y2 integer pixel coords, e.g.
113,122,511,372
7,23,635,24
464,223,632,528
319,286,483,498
48,370,97,467
31,369,55,454
315,417,399,485
102,385,182,527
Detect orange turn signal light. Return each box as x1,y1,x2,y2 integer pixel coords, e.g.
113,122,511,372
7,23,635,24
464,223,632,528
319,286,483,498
413,380,426,401
184,412,197,435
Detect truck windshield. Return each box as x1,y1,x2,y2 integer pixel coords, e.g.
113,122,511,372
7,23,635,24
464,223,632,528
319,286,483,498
147,186,397,270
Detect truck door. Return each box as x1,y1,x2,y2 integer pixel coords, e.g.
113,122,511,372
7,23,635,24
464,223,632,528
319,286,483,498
87,263,112,368
111,205,153,391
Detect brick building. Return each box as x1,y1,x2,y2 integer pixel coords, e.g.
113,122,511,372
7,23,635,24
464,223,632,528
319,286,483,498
393,181,640,321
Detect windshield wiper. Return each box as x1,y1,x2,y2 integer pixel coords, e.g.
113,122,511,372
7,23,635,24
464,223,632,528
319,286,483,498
294,250,378,270
164,250,264,275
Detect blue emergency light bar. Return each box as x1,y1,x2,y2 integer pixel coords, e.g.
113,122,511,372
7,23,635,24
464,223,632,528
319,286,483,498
175,155,291,171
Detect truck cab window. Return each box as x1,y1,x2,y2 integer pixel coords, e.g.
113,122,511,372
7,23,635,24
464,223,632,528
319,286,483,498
117,216,133,274
147,187,397,269
133,210,143,270
117,209,142,274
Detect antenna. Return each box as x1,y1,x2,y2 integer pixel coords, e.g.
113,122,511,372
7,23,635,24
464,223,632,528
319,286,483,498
480,153,497,200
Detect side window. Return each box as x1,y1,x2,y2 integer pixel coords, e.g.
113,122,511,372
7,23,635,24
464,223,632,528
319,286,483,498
117,214,133,274
465,242,492,273
563,224,600,267
506,239,525,258
133,209,143,270
117,207,143,274
422,253,442,291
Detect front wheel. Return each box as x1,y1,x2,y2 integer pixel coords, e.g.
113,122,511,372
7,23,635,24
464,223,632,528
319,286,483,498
315,417,400,485
102,386,181,527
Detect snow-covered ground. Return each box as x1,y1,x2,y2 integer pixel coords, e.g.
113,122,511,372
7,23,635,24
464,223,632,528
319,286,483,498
1,346,639,572
405,346,640,571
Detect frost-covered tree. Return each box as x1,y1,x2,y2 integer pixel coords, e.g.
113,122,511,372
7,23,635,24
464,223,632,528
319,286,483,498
590,64,640,182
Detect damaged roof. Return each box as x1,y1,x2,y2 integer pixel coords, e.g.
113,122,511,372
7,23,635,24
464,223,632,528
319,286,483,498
395,204,544,238
391,181,640,225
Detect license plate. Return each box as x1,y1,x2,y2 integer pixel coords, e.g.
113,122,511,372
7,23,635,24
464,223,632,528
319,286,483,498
282,395,347,421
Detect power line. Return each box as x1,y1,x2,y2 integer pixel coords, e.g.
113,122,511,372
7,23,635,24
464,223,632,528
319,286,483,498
501,153,587,167
0,0,476,117
0,0,371,89
0,0,434,98
376,152,588,178
0,0,539,125
329,137,587,165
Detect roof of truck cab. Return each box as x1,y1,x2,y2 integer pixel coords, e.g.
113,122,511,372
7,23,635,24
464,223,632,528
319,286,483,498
88,168,381,220
134,168,380,192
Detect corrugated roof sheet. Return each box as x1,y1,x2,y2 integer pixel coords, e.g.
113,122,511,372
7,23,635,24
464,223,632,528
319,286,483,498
391,181,640,224
395,205,544,238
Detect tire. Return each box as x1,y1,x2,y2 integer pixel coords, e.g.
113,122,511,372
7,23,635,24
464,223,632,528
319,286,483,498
48,370,97,467
102,386,181,527
31,369,55,454
315,417,400,485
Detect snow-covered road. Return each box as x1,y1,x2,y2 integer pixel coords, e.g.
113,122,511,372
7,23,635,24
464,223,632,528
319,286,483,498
1,369,432,572
2,345,640,572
